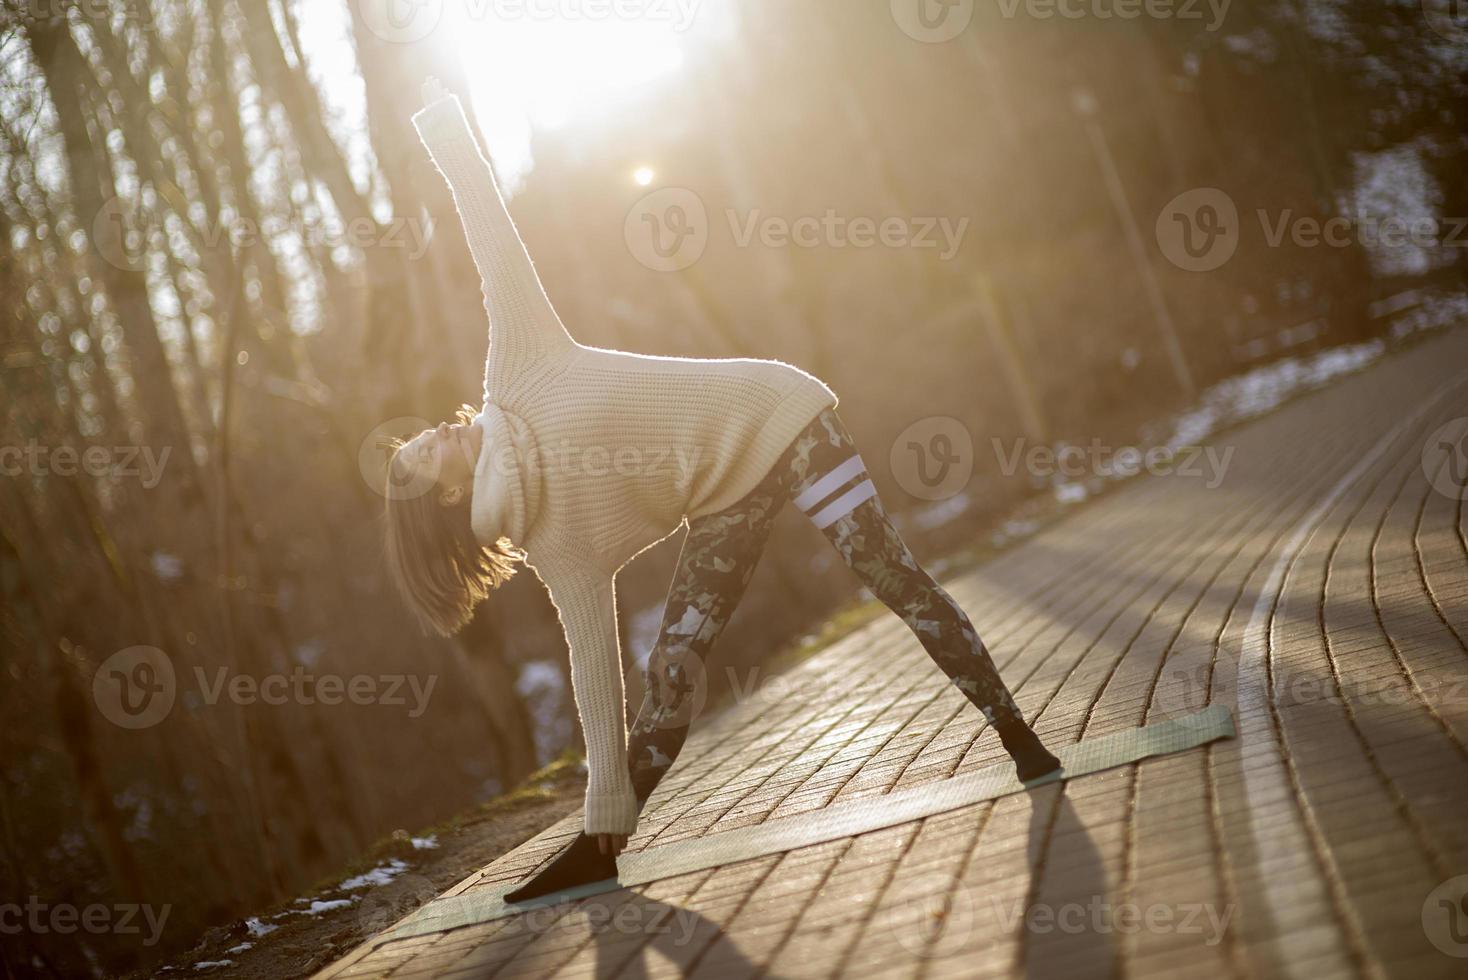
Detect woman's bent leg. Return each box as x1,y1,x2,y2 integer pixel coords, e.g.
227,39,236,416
786,410,1060,780
625,460,790,805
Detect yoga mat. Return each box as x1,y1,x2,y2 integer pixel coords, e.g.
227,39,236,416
381,704,1235,943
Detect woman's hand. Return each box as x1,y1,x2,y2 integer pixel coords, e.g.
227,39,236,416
421,75,448,108
595,833,627,858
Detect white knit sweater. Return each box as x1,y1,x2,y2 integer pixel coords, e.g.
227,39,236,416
413,95,837,835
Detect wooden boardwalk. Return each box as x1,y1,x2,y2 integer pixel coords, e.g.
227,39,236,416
318,328,1468,979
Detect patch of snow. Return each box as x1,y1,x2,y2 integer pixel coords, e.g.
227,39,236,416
226,943,253,955
292,898,355,916
1222,29,1278,60
912,492,971,530
411,835,439,850
991,518,1040,548
1053,482,1088,505
628,603,665,666
1388,292,1468,340
293,640,325,668
340,859,409,891
1300,0,1351,44
517,660,571,763
1166,340,1384,450
244,916,277,938
191,962,233,971
151,551,183,582
1351,144,1443,277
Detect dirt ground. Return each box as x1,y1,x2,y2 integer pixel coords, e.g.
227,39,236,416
135,757,587,980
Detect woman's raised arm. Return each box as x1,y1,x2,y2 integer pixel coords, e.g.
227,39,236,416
412,81,575,391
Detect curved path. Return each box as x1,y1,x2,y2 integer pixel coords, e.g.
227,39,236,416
319,327,1468,979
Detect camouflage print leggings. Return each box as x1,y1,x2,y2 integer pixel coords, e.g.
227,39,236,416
625,408,1025,806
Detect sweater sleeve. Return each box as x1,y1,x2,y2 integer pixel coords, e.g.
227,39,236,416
537,559,639,836
411,94,574,390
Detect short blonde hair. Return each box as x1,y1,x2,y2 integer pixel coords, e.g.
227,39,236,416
383,407,521,636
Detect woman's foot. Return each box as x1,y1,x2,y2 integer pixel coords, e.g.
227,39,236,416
997,723,1062,782
504,833,619,903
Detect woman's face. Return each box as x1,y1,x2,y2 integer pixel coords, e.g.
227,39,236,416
402,420,482,504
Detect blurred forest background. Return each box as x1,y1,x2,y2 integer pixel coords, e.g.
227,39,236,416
1,0,1465,974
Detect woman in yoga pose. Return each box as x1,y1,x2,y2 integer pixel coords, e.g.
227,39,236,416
385,79,1060,901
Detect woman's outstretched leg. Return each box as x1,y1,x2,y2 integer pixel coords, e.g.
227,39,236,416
786,410,1060,781
506,460,789,902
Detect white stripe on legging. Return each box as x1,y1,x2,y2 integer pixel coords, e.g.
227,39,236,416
792,454,866,513
810,479,878,529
